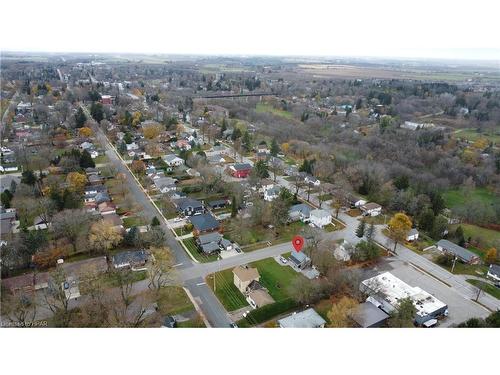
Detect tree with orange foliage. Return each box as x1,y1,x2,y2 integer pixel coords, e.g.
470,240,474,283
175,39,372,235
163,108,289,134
66,172,87,193
33,247,67,270
142,123,162,139
131,160,146,175
78,126,93,137
485,248,498,264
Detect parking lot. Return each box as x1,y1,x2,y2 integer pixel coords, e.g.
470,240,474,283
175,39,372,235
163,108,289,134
372,258,490,327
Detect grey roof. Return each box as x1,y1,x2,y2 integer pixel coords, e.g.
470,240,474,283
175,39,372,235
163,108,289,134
163,154,183,163
207,199,227,208
95,192,111,204
154,177,177,189
488,264,500,278
289,251,309,265
408,228,419,236
200,242,220,254
232,163,252,171
198,232,222,245
220,238,232,249
278,308,326,328
437,239,479,262
310,209,331,219
0,211,16,221
289,204,311,217
350,302,389,328
113,250,149,266
175,198,203,211
189,213,220,232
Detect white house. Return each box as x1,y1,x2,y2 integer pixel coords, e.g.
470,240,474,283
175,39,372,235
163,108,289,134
304,175,320,186
263,186,280,202
487,264,500,282
309,209,332,228
163,154,184,167
360,202,382,217
406,228,419,242
126,142,139,151
153,177,177,193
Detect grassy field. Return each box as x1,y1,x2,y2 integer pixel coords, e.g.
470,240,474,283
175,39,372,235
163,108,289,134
467,279,500,300
255,103,294,119
156,286,196,316
249,257,301,301
207,269,249,312
443,187,498,209
449,224,500,251
454,128,500,145
182,237,219,263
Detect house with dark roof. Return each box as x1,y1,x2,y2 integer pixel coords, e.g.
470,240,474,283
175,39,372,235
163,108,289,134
288,204,312,223
487,264,500,282
207,199,227,210
228,163,252,178
289,251,311,270
112,250,149,270
189,213,220,235
350,302,389,328
174,198,204,216
436,239,481,264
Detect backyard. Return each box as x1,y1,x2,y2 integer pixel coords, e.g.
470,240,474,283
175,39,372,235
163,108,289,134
443,187,498,210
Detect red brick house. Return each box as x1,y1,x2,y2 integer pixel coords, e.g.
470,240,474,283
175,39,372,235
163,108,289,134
228,163,252,178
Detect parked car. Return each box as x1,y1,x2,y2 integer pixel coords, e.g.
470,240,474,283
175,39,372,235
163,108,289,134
279,256,287,264
173,217,183,222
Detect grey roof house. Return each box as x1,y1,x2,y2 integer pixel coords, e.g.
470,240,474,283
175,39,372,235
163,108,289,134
436,239,480,264
190,213,220,234
278,308,326,328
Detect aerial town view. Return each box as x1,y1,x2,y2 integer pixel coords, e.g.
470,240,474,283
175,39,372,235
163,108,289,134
0,0,498,373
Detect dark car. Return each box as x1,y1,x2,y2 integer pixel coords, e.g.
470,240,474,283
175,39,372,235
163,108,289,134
163,316,177,328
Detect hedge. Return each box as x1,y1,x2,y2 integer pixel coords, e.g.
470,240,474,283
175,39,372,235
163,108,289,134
236,298,299,327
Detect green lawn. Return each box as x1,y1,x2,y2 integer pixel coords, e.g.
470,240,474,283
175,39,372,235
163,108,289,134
454,128,500,145
249,257,301,301
182,237,219,263
122,216,147,228
443,188,498,209
177,316,206,328
449,224,500,251
93,155,109,165
467,279,500,300
255,103,294,119
156,286,196,315
207,269,249,311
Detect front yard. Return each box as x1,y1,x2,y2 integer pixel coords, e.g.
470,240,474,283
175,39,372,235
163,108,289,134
182,237,219,263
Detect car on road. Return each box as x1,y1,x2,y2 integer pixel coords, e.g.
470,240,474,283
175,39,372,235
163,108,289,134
279,256,287,264
229,323,238,328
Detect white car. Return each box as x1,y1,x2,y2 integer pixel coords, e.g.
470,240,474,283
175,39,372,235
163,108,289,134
173,217,183,222
279,256,287,264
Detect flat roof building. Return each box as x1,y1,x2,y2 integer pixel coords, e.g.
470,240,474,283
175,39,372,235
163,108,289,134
278,308,326,328
360,272,448,325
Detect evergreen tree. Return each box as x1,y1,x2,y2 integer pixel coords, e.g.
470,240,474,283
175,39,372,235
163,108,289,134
242,131,252,152
455,226,465,247
231,196,238,218
90,102,104,123
79,150,95,169
21,170,37,186
151,216,161,226
356,219,366,238
75,107,87,128
270,138,280,157
366,222,375,242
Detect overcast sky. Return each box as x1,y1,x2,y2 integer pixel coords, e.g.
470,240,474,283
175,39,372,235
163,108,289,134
2,0,500,61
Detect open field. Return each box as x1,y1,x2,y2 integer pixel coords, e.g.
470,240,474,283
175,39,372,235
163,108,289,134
449,223,500,250
255,103,294,119
443,187,498,209
454,128,500,145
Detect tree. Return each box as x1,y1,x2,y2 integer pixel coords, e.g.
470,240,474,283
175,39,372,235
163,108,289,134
21,170,37,186
389,297,416,327
131,160,146,175
1,189,13,208
147,247,174,292
356,219,366,238
78,126,93,137
387,212,412,253
142,123,162,139
242,131,252,152
485,248,498,264
90,102,104,123
66,172,87,193
42,268,74,327
79,149,95,169
269,198,289,235
52,209,94,253
88,220,123,255
270,138,280,157
455,226,465,247
327,296,358,328
353,240,381,262
366,222,376,242
143,226,166,247
151,216,161,227
253,160,269,179
231,195,238,218
330,197,342,219
418,208,435,232
430,215,448,240
75,107,87,128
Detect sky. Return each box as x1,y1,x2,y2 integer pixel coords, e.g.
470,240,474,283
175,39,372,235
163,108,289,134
1,0,500,61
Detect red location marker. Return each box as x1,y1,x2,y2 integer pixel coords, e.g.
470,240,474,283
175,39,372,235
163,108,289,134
292,235,304,252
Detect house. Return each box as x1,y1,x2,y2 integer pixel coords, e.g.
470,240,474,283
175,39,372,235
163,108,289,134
126,142,139,151
186,168,200,177
289,251,311,270
334,240,353,261
197,232,223,254
247,288,274,309
256,152,269,162
486,264,500,282
2,272,50,293
176,139,191,150
346,194,366,208
0,209,16,237
304,174,320,186
112,250,149,270
163,154,184,167
436,239,481,265
406,228,419,242
232,265,260,293
256,144,269,154
85,184,107,196
350,302,389,328
228,163,252,178
360,202,382,217
263,186,281,201
31,215,50,230
174,198,204,216
95,192,111,205
208,154,226,165
98,201,116,215
88,174,103,185
309,209,332,228
360,272,448,325
288,204,312,223
277,308,326,328
85,167,100,176
207,199,227,210
153,176,177,193
189,213,220,235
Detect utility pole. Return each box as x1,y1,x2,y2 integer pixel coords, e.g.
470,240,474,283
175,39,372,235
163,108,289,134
451,256,458,273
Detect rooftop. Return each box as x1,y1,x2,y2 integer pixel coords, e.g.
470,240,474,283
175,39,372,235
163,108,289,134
278,308,326,328
437,239,479,262
233,265,260,282
189,213,220,232
350,302,389,328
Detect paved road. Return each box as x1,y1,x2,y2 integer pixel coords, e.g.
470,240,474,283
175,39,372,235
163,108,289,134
83,106,233,328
